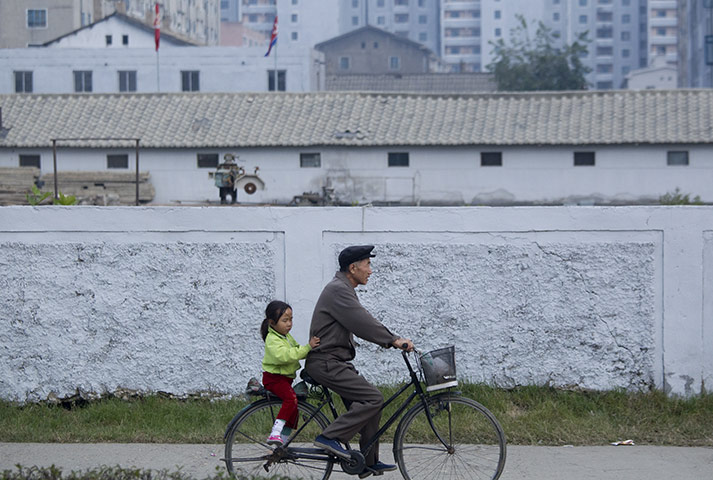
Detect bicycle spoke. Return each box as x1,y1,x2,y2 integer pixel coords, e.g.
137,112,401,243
224,399,334,480
394,395,506,480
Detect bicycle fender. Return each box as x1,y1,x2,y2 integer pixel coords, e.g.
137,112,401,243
223,399,267,441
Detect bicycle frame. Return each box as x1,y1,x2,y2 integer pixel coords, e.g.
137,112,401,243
283,350,454,459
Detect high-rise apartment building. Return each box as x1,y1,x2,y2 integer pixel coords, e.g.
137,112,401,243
0,0,98,48
448,0,547,73
543,0,648,90
235,0,339,50
0,0,221,48
648,0,678,66
678,0,713,87
338,0,441,57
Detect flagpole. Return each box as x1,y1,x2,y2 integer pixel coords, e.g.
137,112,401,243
154,2,160,92
274,37,278,91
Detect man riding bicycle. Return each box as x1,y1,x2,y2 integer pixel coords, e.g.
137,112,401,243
305,245,414,479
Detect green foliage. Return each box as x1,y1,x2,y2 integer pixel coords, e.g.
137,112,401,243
25,185,78,206
487,15,591,91
1,386,712,446
659,187,703,205
53,192,78,206
26,185,52,206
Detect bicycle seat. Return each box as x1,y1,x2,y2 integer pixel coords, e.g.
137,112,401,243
300,369,321,386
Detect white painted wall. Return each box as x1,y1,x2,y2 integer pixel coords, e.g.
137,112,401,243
0,46,322,93
2,145,711,206
0,205,711,402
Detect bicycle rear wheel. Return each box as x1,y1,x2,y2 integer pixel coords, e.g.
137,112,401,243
393,393,506,480
224,398,334,480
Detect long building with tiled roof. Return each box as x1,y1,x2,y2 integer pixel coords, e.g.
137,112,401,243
0,89,711,206
1,89,713,148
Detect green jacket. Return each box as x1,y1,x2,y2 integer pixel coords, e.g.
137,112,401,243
262,327,312,378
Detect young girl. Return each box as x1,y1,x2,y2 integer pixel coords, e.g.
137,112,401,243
261,300,320,445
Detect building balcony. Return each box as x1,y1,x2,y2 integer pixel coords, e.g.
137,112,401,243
443,36,480,47
442,17,480,28
241,5,276,15
650,17,678,28
650,35,678,46
649,1,677,9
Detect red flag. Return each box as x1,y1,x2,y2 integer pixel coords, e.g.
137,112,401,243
265,15,278,57
153,3,160,52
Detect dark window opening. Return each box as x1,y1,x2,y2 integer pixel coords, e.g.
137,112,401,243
481,152,502,166
388,152,409,167
300,153,321,168
268,70,286,91
197,153,219,168
667,151,689,166
181,71,200,92
14,71,33,93
574,151,596,166
19,155,41,168
107,154,129,169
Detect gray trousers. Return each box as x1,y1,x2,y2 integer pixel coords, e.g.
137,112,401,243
305,356,383,465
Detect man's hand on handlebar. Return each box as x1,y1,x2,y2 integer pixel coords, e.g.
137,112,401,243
392,338,415,352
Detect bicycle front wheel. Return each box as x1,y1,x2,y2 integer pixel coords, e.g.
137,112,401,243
393,393,506,480
224,398,334,480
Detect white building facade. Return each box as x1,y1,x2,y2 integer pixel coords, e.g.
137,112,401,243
0,90,711,207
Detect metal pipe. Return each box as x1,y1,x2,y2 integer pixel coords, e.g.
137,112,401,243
135,139,140,206
52,139,58,201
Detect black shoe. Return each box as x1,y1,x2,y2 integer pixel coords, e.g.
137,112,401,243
359,461,397,478
313,434,349,458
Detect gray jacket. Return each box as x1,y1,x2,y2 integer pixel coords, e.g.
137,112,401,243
308,271,398,362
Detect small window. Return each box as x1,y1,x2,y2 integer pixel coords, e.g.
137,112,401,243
291,14,298,22
105,35,113,46
291,31,298,41
352,16,359,26
73,71,93,92
339,57,350,70
181,71,200,92
300,153,321,168
122,35,129,45
268,70,286,91
389,56,401,70
19,155,41,168
388,152,409,167
14,71,33,93
197,153,219,168
667,151,689,166
481,152,502,166
494,10,501,19
119,71,137,92
27,9,47,28
574,151,595,166
107,154,129,169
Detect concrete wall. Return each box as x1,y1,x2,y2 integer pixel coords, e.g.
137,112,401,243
2,145,712,206
0,205,711,402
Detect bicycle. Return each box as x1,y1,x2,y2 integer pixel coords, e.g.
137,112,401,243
223,346,506,480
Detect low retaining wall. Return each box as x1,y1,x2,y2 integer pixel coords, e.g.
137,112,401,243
0,206,710,401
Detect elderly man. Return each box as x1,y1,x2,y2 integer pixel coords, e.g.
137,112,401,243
306,245,414,479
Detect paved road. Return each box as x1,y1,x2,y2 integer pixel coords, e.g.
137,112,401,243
1,443,712,479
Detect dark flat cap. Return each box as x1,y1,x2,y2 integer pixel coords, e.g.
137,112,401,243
339,245,376,270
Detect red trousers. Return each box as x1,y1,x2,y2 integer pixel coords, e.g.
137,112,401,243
262,371,299,428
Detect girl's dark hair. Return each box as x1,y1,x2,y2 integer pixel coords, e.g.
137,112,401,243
260,300,292,341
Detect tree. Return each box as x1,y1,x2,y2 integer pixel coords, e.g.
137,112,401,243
487,15,591,92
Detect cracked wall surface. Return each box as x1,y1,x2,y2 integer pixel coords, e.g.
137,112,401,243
1,205,710,399
332,238,657,391
0,241,278,402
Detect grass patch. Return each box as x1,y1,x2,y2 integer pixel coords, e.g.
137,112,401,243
1,385,712,446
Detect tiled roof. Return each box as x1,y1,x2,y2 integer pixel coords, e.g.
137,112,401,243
1,90,712,149
326,74,497,93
